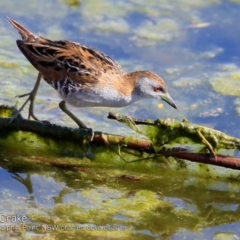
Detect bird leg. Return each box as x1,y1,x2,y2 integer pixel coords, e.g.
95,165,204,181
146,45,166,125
10,72,42,122
59,100,88,128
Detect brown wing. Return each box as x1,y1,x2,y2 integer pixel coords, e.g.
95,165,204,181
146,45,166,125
9,18,126,87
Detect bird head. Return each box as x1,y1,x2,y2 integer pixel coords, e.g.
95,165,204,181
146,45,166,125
134,70,177,109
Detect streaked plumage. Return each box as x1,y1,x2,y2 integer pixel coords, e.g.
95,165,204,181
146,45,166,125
8,18,176,127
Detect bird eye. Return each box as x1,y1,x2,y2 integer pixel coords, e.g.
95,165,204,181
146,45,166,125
153,86,163,92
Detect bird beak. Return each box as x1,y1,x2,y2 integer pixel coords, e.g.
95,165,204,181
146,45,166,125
161,93,177,109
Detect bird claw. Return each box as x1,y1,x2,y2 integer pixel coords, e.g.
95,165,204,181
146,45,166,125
9,107,39,123
15,92,31,99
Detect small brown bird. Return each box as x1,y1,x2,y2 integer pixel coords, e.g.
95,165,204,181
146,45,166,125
8,18,177,128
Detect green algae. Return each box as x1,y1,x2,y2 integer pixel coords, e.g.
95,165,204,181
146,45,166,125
1,104,240,238
1,149,240,239
210,71,240,96
1,0,240,239
172,77,202,88
133,19,181,47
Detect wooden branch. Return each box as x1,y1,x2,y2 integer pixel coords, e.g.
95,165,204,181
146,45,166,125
1,105,240,170
109,112,240,170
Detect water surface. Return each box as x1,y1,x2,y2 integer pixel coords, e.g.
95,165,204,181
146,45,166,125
1,0,240,239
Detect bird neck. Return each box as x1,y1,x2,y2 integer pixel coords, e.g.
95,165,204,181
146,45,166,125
119,71,144,104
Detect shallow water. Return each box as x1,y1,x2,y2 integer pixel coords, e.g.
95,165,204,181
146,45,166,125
1,0,240,239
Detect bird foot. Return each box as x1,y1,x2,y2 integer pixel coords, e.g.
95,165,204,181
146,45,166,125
10,91,39,123
10,72,42,123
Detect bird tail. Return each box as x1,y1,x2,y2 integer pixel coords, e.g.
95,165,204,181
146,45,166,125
7,17,37,42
